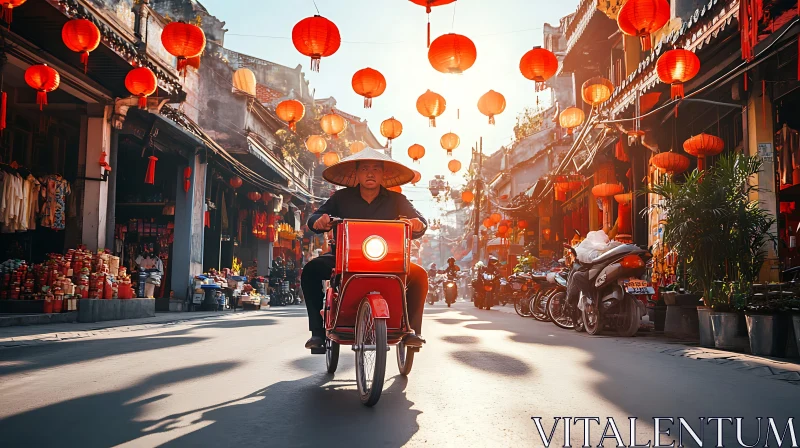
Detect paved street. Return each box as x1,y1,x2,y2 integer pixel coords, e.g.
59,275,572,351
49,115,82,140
1,303,799,447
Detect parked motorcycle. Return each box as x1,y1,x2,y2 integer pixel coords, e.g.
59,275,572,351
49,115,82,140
565,235,653,337
508,272,534,317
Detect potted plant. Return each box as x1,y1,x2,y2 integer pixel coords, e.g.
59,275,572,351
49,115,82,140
745,296,798,356
648,154,776,349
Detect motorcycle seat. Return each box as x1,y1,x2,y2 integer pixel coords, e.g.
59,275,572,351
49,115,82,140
580,244,644,266
530,274,548,281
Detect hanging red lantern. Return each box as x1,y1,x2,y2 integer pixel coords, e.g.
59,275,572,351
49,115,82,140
350,141,367,154
428,33,477,74
497,224,509,234
656,49,701,100
380,117,403,147
144,156,158,185
305,135,327,158
483,218,493,228
24,65,60,110
683,133,724,170
291,15,341,72
98,151,110,171
519,46,558,90
461,190,474,203
581,76,614,107
478,90,506,125
275,100,305,131
412,170,422,185
62,19,101,73
247,191,262,202
125,67,157,109
184,167,192,192
320,112,347,139
592,183,624,198
447,159,461,174
322,151,340,167
0,0,26,25
416,89,446,127
517,219,528,230
490,213,502,224
351,68,386,108
616,0,670,51
408,144,426,163
651,151,690,174
161,21,206,76
559,107,585,135
229,176,243,189
440,132,460,156
409,0,457,47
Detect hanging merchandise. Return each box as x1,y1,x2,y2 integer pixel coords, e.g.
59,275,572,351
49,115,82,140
416,90,446,127
616,0,670,50
62,19,101,73
125,67,157,109
408,144,425,163
291,15,341,72
275,100,305,131
440,132,460,156
24,64,60,110
477,90,506,125
380,117,403,147
408,0,457,47
519,47,558,91
232,67,256,95
614,193,633,237
40,174,71,231
656,48,701,100
320,112,347,139
161,21,206,76
351,68,387,108
428,33,477,74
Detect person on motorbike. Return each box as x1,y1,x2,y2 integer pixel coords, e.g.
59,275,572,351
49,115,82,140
301,148,428,350
444,257,460,279
477,256,501,288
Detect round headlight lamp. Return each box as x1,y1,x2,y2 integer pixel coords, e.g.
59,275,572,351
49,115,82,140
362,235,388,261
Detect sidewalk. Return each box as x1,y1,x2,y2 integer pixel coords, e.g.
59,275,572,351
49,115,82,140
0,309,263,348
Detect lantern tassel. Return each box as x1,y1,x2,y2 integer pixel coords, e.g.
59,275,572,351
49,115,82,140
2,6,13,25
489,116,495,125
289,122,296,132
311,57,320,72
138,95,147,109
0,92,6,133
144,156,158,184
98,151,107,169
427,13,431,48
204,211,210,228
36,91,47,110
177,57,188,75
744,71,748,91
183,167,192,193
671,83,684,100
640,35,652,51
698,156,706,171
364,97,372,108
566,128,573,135
81,51,89,73
429,117,436,127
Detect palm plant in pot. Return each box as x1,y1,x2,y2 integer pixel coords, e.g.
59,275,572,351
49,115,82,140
648,153,775,350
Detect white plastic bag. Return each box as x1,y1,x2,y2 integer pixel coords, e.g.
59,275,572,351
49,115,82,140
575,230,622,264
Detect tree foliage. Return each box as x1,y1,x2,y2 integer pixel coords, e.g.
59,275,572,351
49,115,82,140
513,107,545,143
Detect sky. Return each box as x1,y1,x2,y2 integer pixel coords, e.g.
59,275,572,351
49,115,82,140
200,0,579,221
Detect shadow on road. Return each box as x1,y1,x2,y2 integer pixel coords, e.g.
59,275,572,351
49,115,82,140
450,350,533,377
0,362,241,448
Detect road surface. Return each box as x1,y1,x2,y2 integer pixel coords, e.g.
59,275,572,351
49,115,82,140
1,303,798,447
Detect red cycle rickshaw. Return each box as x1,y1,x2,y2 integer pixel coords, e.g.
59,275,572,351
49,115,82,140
314,217,419,406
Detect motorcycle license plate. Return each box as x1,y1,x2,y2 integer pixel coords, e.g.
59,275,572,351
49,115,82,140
624,279,654,295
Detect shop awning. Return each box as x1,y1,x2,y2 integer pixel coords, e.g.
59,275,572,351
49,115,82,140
526,179,547,198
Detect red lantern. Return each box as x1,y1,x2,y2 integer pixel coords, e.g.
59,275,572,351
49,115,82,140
519,47,558,90
490,213,502,224
592,183,624,198
683,133,724,170
62,19,101,73
184,167,192,192
229,176,243,189
447,159,461,174
416,89,446,127
275,100,305,131
517,219,528,230
483,218,493,228
428,33,477,74
161,21,206,75
616,0,670,51
440,132,460,156
292,15,341,72
247,191,262,202
381,117,403,147
125,67,157,109
581,77,614,107
651,151,690,174
409,0,457,47
461,190,474,203
478,90,506,125
24,65,60,110
144,156,158,185
320,112,347,139
497,225,509,234
351,68,387,108
408,144,425,163
0,0,26,24
559,107,585,135
656,49,701,100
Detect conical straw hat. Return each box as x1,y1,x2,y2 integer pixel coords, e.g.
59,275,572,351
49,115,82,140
322,147,415,188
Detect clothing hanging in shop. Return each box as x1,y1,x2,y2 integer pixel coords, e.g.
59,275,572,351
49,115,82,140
40,174,71,230
0,165,43,233
777,124,800,186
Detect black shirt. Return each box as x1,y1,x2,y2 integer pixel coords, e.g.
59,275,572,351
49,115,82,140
307,186,427,239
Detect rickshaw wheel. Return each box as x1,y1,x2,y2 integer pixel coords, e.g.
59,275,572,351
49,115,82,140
326,339,340,374
354,299,387,407
396,338,415,376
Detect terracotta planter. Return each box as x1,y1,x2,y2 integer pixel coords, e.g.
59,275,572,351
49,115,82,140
710,311,749,352
697,306,714,347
